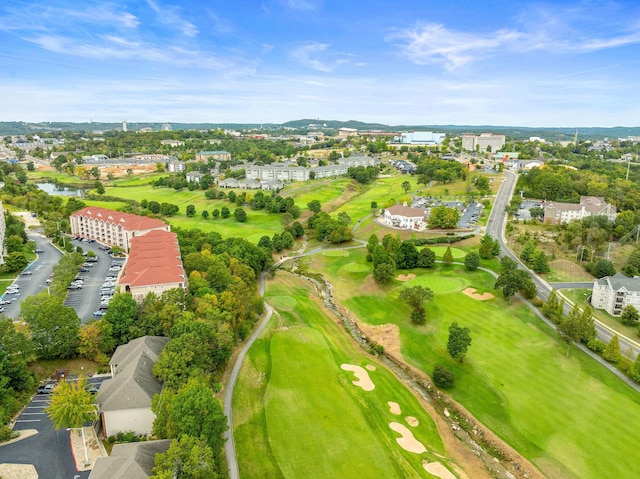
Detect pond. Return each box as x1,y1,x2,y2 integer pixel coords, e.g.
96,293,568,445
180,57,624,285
35,182,86,197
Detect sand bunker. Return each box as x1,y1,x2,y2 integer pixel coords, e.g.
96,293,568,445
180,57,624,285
365,364,376,371
422,461,457,479
388,401,401,415
341,364,375,391
462,287,495,300
396,273,416,281
389,422,426,454
405,416,419,427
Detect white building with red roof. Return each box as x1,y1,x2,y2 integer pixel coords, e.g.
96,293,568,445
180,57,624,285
384,203,426,230
70,207,169,252
118,230,187,300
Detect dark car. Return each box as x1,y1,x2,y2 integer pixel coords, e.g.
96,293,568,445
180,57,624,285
84,384,100,395
34,249,45,253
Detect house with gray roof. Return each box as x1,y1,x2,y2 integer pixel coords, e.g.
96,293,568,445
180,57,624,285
185,171,204,182
592,273,640,316
96,336,169,438
239,178,261,190
218,178,240,189
261,179,283,191
88,439,171,479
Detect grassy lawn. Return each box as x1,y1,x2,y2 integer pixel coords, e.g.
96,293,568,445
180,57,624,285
311,248,640,479
102,185,284,241
233,274,464,479
27,170,89,185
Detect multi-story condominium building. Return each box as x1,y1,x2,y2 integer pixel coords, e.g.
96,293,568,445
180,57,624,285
245,156,381,182
592,273,640,316
118,230,187,301
543,196,617,225
461,133,506,152
70,207,169,252
0,201,5,265
195,150,231,162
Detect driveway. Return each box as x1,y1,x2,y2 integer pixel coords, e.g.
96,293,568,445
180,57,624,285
1,234,63,320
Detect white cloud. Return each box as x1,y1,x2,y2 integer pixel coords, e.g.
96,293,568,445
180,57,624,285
145,0,198,37
290,41,349,72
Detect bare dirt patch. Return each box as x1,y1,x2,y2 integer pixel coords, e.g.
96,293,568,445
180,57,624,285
340,364,375,391
462,287,495,301
388,401,401,415
359,323,402,359
548,259,593,281
396,273,416,281
365,364,376,371
423,460,458,479
389,422,427,454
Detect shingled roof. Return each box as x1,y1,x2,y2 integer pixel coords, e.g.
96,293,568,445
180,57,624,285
595,272,640,292
97,336,168,412
385,204,425,218
89,440,172,479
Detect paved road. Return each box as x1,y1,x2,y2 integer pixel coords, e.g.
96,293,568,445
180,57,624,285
548,282,594,289
489,171,640,359
2,234,63,320
223,272,274,479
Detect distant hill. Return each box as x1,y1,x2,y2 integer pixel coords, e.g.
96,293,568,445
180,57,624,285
1,120,639,141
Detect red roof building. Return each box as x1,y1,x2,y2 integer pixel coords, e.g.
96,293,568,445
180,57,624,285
70,207,169,252
117,230,186,301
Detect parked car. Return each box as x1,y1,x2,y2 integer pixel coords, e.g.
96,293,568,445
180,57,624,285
37,383,56,394
84,384,100,395
34,249,45,253
0,300,11,305
20,271,32,276
93,310,106,317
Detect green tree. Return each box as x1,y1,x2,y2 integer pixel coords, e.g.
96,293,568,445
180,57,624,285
447,322,472,363
401,180,411,193
520,241,537,264
532,250,550,274
417,247,436,268
186,205,196,217
21,293,80,359
152,379,228,456
432,365,455,388
629,354,640,383
94,181,105,195
542,290,564,324
307,200,322,213
151,435,218,479
4,252,28,272
464,252,479,271
45,377,97,429
104,293,138,346
479,234,497,259
590,259,615,278
201,210,209,220
442,246,454,266
399,285,433,324
395,242,418,269
148,201,161,214
495,268,536,302
234,208,247,222
373,263,395,285
220,206,230,219
366,234,379,255
621,305,639,326
602,334,621,363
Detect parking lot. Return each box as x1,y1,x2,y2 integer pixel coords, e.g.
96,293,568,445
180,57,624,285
458,201,483,228
64,239,125,323
0,376,107,479
514,199,543,221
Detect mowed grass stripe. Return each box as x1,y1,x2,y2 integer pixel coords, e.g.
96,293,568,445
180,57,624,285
265,327,398,478
319,257,640,479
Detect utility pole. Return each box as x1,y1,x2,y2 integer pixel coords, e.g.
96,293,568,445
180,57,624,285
627,157,632,181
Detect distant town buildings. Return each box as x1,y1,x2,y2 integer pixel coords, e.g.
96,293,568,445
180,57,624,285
244,155,380,182
395,131,446,145
592,273,640,316
337,127,358,138
543,196,617,224
461,133,506,152
195,150,231,162
167,160,185,173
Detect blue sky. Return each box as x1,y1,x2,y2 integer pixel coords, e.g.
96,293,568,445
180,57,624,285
1,0,639,126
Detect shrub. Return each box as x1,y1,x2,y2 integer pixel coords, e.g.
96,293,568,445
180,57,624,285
587,339,606,354
432,365,455,388
0,425,16,443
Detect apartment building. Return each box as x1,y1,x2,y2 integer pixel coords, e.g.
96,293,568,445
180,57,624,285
195,150,231,162
543,196,617,225
592,273,640,316
461,133,506,152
